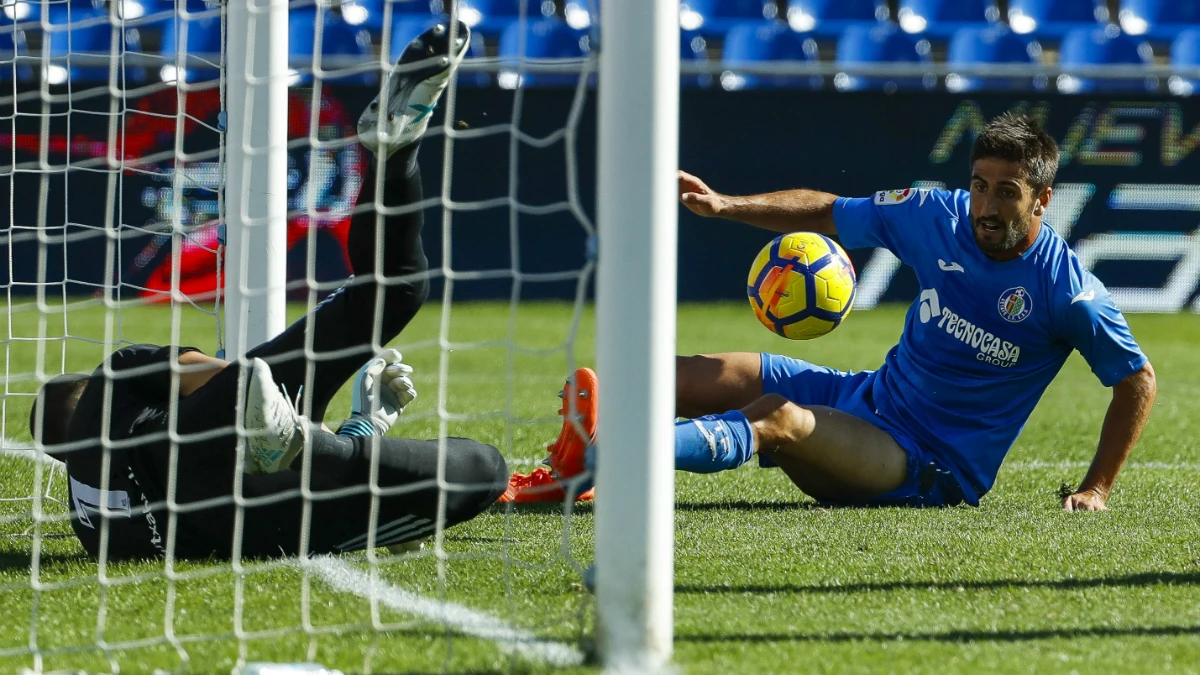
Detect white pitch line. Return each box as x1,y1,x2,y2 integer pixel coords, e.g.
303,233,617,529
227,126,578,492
0,439,64,467
303,556,585,668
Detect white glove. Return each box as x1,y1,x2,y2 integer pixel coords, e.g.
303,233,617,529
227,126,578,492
351,349,417,434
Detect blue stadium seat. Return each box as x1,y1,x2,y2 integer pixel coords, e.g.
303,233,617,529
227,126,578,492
117,0,167,23
835,23,933,91
498,18,589,88
946,26,1043,92
786,0,888,39
459,0,556,38
1168,28,1200,95
1118,0,1200,42
1006,0,1107,39
681,29,713,88
340,0,440,35
897,0,999,39
679,0,777,36
388,15,489,86
721,22,819,90
289,9,373,85
117,0,216,24
0,29,33,81
1057,27,1155,93
159,15,221,83
45,7,147,84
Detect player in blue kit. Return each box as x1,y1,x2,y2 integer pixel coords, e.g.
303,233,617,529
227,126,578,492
506,113,1157,511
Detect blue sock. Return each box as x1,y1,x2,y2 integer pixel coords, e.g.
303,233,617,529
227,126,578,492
674,411,755,474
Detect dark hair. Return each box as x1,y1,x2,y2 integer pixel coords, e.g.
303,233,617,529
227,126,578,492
29,374,90,448
970,113,1059,193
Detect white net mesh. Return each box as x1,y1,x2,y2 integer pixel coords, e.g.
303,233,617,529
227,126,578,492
0,0,599,671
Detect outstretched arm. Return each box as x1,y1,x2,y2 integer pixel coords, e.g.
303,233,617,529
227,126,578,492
678,170,840,235
176,351,229,396
1063,362,1157,511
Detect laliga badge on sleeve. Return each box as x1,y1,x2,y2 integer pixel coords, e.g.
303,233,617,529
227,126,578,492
875,188,914,205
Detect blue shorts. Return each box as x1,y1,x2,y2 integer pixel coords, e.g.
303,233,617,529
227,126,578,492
759,353,968,508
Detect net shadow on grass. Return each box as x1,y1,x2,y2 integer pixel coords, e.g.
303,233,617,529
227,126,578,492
676,570,1200,596
675,624,1200,645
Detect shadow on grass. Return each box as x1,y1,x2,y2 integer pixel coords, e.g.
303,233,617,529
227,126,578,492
677,570,1200,595
489,502,595,516
676,500,813,513
492,501,809,515
676,623,1200,644
0,550,85,572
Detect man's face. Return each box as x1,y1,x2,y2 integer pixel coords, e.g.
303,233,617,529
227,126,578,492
968,157,1050,258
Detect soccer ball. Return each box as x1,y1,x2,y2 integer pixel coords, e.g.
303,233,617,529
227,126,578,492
747,232,857,339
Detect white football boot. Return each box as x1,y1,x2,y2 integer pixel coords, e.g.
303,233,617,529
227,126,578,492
242,358,308,474
357,20,470,158
341,348,417,436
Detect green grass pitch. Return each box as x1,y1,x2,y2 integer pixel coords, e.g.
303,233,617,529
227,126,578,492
1,301,1198,674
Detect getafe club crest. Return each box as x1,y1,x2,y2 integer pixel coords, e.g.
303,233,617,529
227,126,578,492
997,287,1032,323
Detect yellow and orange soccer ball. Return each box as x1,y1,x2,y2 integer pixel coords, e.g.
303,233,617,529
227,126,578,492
747,232,857,339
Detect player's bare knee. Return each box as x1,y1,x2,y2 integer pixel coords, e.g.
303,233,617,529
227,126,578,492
675,354,704,389
675,354,723,416
742,394,815,449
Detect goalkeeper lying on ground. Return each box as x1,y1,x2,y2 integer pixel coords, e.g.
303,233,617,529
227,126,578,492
507,113,1157,512
29,21,507,561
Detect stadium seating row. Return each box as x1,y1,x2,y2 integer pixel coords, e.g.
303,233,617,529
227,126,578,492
2,1,1199,92
711,21,1196,93
5,0,1200,42
666,0,1200,41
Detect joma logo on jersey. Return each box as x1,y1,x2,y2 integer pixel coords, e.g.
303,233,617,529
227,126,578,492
918,289,1022,368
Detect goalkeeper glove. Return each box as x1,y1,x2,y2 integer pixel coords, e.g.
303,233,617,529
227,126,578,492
345,349,417,436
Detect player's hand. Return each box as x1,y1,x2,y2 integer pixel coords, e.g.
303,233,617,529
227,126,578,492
380,360,417,411
679,170,726,217
352,349,417,433
1062,488,1107,512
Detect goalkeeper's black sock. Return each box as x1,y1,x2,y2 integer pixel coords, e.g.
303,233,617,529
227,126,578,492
291,430,360,481
291,433,427,487
292,432,420,485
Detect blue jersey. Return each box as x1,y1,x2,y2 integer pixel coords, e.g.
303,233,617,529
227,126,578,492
833,188,1147,503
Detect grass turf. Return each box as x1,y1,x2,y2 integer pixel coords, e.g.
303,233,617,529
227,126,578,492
0,301,1198,674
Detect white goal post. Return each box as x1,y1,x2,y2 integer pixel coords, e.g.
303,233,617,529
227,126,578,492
223,0,288,359
594,0,679,670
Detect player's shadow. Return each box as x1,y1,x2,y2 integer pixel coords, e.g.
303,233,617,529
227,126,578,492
0,549,85,572
497,500,910,514
675,623,1200,645
675,570,1200,596
675,500,820,513
489,502,596,516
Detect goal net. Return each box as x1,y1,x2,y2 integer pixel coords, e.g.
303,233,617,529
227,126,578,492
0,0,661,670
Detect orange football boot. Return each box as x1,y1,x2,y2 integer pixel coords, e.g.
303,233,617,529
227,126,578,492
547,367,597,479
497,368,598,503
499,466,594,503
